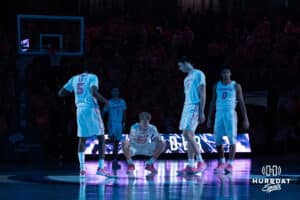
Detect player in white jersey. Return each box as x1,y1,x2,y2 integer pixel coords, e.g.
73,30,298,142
207,68,250,173
58,64,112,178
177,56,207,174
122,112,166,175
102,87,127,169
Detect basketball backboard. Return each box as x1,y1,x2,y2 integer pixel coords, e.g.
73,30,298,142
17,14,84,56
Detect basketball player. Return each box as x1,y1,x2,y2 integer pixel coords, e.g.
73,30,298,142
58,63,112,178
102,87,127,169
207,68,250,173
177,56,207,174
122,112,166,175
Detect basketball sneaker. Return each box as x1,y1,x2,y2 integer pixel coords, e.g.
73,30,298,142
145,164,157,174
214,163,226,173
177,165,195,175
96,167,114,177
194,162,207,173
127,164,135,174
225,163,233,173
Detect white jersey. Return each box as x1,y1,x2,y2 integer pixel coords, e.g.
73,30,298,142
63,73,99,108
216,81,237,111
103,98,127,123
184,69,206,105
129,123,159,145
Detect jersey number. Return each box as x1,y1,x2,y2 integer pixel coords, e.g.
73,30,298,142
222,92,227,99
77,83,84,94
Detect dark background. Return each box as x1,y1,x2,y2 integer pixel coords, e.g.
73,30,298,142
0,0,299,165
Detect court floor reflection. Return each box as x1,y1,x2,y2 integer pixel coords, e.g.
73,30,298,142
77,159,251,200
2,158,300,200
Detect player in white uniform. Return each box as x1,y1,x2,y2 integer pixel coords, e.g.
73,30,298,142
177,56,207,174
58,64,112,178
102,87,127,169
122,112,166,175
207,68,250,173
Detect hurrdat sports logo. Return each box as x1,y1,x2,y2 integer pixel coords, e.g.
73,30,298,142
252,165,291,193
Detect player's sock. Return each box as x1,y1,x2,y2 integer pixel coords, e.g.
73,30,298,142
196,154,204,163
188,159,195,167
227,159,233,165
127,159,133,165
220,157,226,164
98,159,104,169
78,152,85,171
146,157,155,165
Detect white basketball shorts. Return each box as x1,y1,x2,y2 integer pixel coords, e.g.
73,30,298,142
76,107,104,137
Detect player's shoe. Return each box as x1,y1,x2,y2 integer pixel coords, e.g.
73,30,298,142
145,164,157,174
112,160,121,170
80,170,86,178
177,165,195,175
127,164,135,174
225,163,233,173
96,167,114,177
214,163,226,173
193,162,207,173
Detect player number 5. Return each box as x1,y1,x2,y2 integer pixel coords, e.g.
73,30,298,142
77,83,84,94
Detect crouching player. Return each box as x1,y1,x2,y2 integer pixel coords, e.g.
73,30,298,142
122,112,166,175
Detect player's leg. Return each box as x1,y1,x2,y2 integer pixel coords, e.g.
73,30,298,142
145,139,166,173
97,135,105,169
152,139,166,159
111,124,122,169
96,134,111,176
76,107,88,177
215,144,226,173
121,140,135,173
225,111,238,173
78,137,87,177
187,142,195,166
113,139,119,160
178,104,204,174
188,105,206,172
183,131,196,167
216,145,225,162
184,130,207,172
176,130,196,174
214,112,227,173
228,145,236,161
93,109,113,177
121,140,131,160
108,123,118,161
96,135,114,177
112,138,121,169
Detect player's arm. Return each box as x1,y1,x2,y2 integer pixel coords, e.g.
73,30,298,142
236,83,250,129
58,88,72,97
207,84,217,128
101,104,109,118
128,126,136,142
198,83,206,124
199,84,206,114
91,86,109,105
58,78,73,97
